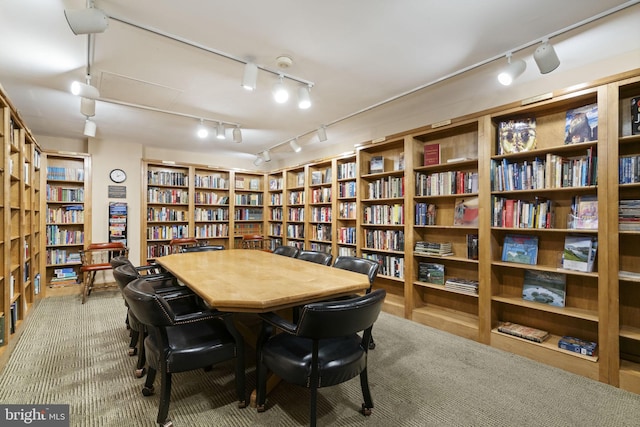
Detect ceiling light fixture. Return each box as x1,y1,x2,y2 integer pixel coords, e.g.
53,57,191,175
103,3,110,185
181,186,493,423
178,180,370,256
533,39,560,74
298,85,311,109
289,139,302,153
64,6,109,35
497,54,526,86
71,81,100,99
83,118,97,137
80,98,95,117
317,125,328,142
253,155,265,166
216,122,226,140
273,76,289,104
262,150,271,162
241,62,258,91
197,119,208,138
233,126,242,143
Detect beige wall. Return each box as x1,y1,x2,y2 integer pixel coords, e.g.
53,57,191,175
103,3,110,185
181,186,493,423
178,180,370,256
37,48,640,266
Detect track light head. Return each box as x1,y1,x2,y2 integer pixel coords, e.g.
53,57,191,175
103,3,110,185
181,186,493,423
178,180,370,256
71,81,100,99
253,155,265,166
242,63,258,91
262,150,271,162
273,76,289,103
233,126,242,143
317,125,328,142
534,40,560,74
216,122,226,140
289,139,302,153
84,118,96,137
64,7,109,35
298,85,311,109
497,55,526,86
80,98,96,117
197,119,208,138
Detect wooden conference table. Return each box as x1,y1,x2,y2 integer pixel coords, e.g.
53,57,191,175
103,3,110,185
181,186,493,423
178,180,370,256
154,249,371,406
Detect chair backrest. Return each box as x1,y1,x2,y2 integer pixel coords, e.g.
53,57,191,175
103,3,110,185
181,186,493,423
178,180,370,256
272,245,299,258
113,263,141,291
110,255,132,269
332,256,379,286
121,277,177,327
241,234,268,250
80,242,128,268
169,237,198,253
181,245,225,253
297,250,332,266
296,289,386,339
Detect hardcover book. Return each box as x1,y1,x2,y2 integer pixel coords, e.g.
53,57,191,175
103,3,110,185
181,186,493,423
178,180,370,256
369,156,385,174
522,269,566,307
418,262,445,285
565,103,598,144
632,96,640,136
562,235,598,272
498,119,536,155
497,321,549,343
453,196,479,227
501,234,539,265
423,143,440,166
558,336,597,357
571,195,598,229
466,234,479,260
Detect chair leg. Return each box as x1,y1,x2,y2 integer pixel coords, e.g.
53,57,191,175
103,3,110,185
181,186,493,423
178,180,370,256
157,371,172,426
135,331,147,378
128,329,139,356
142,367,156,396
81,272,95,304
369,335,376,350
359,368,374,416
255,322,273,412
310,385,318,427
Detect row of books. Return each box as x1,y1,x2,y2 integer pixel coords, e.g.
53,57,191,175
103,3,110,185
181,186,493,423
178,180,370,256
492,196,554,229
147,188,189,204
193,174,227,189
363,253,404,279
363,229,404,251
46,186,85,203
193,192,229,205
147,206,188,222
367,176,404,199
194,208,229,221
619,199,640,231
415,170,479,196
46,166,85,181
415,241,453,256
148,170,188,187
362,204,404,225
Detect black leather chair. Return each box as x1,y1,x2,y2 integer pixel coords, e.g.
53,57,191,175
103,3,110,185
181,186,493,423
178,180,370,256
297,250,333,266
332,256,380,349
123,277,246,427
181,245,225,252
272,245,299,257
256,289,386,426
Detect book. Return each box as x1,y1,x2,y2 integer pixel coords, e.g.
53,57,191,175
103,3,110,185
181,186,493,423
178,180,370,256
501,234,538,265
235,176,245,189
632,96,640,135
453,196,479,227
570,195,598,229
311,171,322,185
558,336,597,357
418,262,444,285
423,143,440,166
562,235,598,272
369,156,385,173
415,241,453,256
565,103,598,144
249,178,260,190
498,119,536,155
444,277,479,295
497,321,549,343
466,234,479,260
522,269,566,307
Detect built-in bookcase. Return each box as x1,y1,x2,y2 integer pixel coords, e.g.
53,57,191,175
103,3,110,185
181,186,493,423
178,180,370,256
267,171,284,250
336,155,358,257
308,160,333,253
285,166,306,250
193,167,230,247
232,171,265,246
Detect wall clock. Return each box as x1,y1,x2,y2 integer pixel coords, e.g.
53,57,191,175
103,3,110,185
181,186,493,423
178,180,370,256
109,168,127,183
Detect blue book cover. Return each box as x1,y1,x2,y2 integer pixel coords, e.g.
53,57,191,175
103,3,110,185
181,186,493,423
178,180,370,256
502,234,539,265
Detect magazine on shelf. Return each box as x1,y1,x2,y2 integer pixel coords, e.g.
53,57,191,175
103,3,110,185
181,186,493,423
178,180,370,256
565,103,598,144
418,262,444,285
497,321,549,343
562,235,598,273
501,234,539,265
369,156,385,173
453,196,479,227
522,269,566,307
444,277,479,295
498,118,536,155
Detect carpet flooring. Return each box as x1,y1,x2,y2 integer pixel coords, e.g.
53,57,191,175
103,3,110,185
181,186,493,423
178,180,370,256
1,290,640,426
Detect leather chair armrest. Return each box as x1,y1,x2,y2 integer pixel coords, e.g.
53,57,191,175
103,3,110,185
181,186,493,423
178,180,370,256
173,309,221,324
259,311,297,335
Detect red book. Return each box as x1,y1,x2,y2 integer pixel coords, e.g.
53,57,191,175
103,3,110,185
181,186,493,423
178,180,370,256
504,199,515,228
423,143,440,166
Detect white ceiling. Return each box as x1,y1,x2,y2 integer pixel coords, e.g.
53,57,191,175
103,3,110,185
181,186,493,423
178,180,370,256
1,0,639,166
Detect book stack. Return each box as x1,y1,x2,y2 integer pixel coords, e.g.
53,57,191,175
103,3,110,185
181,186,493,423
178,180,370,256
497,321,549,343
619,199,640,231
50,267,79,287
414,241,453,256
444,277,479,295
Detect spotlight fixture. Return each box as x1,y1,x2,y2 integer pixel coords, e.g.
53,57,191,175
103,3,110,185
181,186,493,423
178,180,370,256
298,85,311,109
533,39,560,74
317,125,328,142
83,118,97,137
262,150,271,162
71,81,100,99
273,76,289,104
497,54,526,86
253,155,265,166
197,119,208,139
80,98,95,117
216,122,226,140
233,126,242,143
64,7,109,35
241,62,258,91
289,139,302,153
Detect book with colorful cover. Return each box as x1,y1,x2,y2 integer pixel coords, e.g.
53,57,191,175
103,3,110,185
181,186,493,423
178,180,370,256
497,321,549,343
632,96,640,135
501,234,538,265
453,196,479,227
418,262,444,285
562,235,598,272
571,195,598,230
498,119,536,155
522,269,566,307
565,103,598,144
